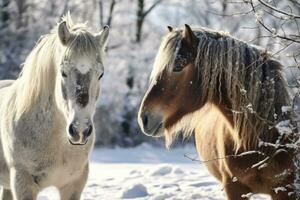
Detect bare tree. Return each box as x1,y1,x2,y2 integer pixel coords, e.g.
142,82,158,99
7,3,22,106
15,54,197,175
99,0,117,27
15,0,29,28
244,0,300,196
247,0,300,44
135,0,163,43
0,0,10,28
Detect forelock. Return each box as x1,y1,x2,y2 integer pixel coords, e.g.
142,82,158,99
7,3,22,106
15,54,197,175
150,31,182,83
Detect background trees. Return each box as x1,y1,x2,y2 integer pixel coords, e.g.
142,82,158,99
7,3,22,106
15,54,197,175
0,0,299,147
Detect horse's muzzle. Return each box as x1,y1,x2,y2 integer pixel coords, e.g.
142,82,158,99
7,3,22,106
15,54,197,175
138,110,164,137
68,122,93,145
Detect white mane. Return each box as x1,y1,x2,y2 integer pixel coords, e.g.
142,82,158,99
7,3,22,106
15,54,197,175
13,14,100,119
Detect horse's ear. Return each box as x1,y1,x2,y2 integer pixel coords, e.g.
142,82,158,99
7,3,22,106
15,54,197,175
167,26,173,32
95,25,109,50
183,24,198,47
58,21,71,45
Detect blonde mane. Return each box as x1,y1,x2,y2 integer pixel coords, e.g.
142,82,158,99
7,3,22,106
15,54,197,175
153,27,291,150
13,14,100,119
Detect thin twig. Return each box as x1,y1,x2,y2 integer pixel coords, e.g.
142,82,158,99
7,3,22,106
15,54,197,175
258,0,300,19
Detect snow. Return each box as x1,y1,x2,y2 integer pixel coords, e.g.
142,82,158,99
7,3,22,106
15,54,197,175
281,106,292,113
242,193,254,199
148,164,173,176
273,187,287,194
120,184,149,199
37,144,271,199
275,120,293,135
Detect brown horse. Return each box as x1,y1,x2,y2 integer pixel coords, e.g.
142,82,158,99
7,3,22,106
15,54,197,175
138,24,299,199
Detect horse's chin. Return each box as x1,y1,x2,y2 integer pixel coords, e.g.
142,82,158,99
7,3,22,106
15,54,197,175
68,139,88,146
143,123,164,138
150,130,164,138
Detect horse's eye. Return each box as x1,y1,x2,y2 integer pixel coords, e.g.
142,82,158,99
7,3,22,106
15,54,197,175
62,71,67,78
173,65,183,72
98,72,104,80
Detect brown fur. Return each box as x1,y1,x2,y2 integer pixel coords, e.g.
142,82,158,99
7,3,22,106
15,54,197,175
138,25,299,199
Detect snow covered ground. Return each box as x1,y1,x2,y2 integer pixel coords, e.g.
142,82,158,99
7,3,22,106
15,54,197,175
38,144,270,200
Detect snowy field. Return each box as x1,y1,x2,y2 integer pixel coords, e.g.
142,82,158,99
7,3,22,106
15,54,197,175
38,144,270,200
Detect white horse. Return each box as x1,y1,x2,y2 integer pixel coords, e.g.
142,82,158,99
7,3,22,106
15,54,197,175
0,14,109,200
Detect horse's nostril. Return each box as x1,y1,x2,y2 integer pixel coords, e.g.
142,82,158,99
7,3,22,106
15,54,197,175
142,113,148,128
84,125,93,137
68,123,77,137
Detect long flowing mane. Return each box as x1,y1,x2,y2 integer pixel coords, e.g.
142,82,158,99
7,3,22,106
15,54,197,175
152,27,291,150
12,14,100,119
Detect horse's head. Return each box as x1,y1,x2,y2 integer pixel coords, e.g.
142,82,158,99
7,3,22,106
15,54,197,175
138,24,201,141
55,18,109,145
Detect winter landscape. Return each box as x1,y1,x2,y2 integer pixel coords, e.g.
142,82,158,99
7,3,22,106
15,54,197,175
37,144,271,200
0,0,299,199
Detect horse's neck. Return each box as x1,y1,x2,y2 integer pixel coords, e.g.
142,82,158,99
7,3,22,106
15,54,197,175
212,95,293,151
210,93,259,150
16,88,66,133
210,91,234,126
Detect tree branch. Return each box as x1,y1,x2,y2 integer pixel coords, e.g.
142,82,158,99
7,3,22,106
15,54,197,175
258,0,300,19
99,0,103,26
143,0,163,18
106,0,116,27
249,0,300,43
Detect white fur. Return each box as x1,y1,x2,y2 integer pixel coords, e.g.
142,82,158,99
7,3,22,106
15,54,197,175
0,13,109,200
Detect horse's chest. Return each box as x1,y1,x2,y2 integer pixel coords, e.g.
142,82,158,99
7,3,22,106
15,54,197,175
34,145,90,188
3,106,93,187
